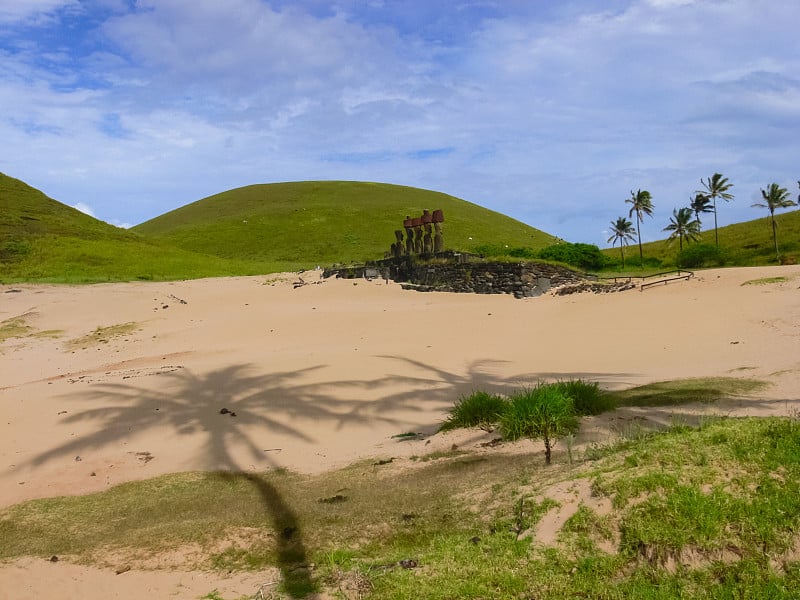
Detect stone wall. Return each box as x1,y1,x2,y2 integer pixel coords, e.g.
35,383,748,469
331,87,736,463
396,261,583,298
324,259,633,298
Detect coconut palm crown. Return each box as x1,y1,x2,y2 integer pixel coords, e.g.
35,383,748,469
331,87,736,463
625,189,654,266
663,207,701,252
697,173,734,247
607,216,637,268
690,193,713,227
752,183,797,261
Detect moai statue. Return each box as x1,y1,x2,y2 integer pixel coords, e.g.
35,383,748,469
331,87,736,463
432,209,445,253
391,232,404,259
404,216,415,255
394,230,405,257
421,210,433,254
412,217,424,254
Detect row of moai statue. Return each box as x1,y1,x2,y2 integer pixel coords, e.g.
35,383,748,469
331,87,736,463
390,209,444,258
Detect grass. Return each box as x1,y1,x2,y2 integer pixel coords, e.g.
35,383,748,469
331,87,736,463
132,180,557,270
599,208,800,271
1,174,555,282
64,322,140,350
0,173,270,283
3,414,799,599
742,276,790,286
607,377,768,408
439,390,507,431
0,316,31,343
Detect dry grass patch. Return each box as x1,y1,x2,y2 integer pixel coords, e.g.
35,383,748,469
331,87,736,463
64,321,139,350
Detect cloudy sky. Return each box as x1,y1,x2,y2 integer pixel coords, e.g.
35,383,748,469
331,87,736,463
1,0,798,243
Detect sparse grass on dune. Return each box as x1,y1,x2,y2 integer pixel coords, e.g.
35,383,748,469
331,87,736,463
607,377,769,408
1,378,795,599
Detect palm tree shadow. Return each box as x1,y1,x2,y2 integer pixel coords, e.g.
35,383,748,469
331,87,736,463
30,358,635,596
34,363,365,597
30,360,520,596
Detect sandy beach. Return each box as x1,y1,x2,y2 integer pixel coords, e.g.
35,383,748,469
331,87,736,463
1,265,799,598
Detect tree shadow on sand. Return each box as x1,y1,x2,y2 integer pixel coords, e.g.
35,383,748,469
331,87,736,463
29,359,635,596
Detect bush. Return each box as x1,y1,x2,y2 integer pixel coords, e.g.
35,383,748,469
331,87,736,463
501,385,580,464
553,379,614,416
677,243,727,268
439,390,508,431
537,243,605,271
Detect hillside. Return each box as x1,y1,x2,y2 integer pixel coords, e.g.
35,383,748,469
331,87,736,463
0,173,263,282
132,181,557,267
604,209,800,269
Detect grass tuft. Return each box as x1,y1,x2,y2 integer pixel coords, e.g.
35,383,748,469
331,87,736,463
439,390,507,431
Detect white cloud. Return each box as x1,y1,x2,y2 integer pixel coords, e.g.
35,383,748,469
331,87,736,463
0,0,78,23
72,202,96,217
0,0,798,245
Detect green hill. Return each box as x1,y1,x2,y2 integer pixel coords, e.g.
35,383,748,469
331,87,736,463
0,173,264,283
132,181,557,268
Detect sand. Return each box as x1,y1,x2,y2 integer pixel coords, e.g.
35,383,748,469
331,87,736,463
1,265,798,598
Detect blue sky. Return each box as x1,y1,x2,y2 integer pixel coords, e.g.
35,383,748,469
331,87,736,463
1,0,798,245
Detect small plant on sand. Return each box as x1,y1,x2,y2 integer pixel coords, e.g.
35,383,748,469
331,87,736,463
501,385,579,464
439,390,508,431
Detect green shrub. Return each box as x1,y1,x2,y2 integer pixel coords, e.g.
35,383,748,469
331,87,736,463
676,243,727,268
553,379,614,416
439,390,508,431
507,247,538,259
537,243,605,271
501,385,580,464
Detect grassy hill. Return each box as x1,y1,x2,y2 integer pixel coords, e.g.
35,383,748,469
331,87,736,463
132,181,557,268
0,173,265,283
602,209,800,270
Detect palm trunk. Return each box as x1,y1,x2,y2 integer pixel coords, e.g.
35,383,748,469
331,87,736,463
713,197,719,247
637,221,643,267
544,436,552,465
771,212,779,261
620,245,625,269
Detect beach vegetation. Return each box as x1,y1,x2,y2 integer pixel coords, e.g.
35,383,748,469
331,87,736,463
64,322,140,350
675,242,727,268
552,379,613,416
439,390,507,431
537,242,605,271
1,410,797,599
742,276,789,286
0,316,31,343
500,385,579,464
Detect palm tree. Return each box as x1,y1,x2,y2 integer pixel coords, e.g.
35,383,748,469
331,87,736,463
625,189,654,266
607,216,637,268
697,173,734,247
690,192,713,228
752,183,797,262
663,207,701,252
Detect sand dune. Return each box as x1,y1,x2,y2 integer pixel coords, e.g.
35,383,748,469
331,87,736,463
1,265,798,598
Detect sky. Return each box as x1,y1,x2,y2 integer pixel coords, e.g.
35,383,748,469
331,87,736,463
1,0,798,244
